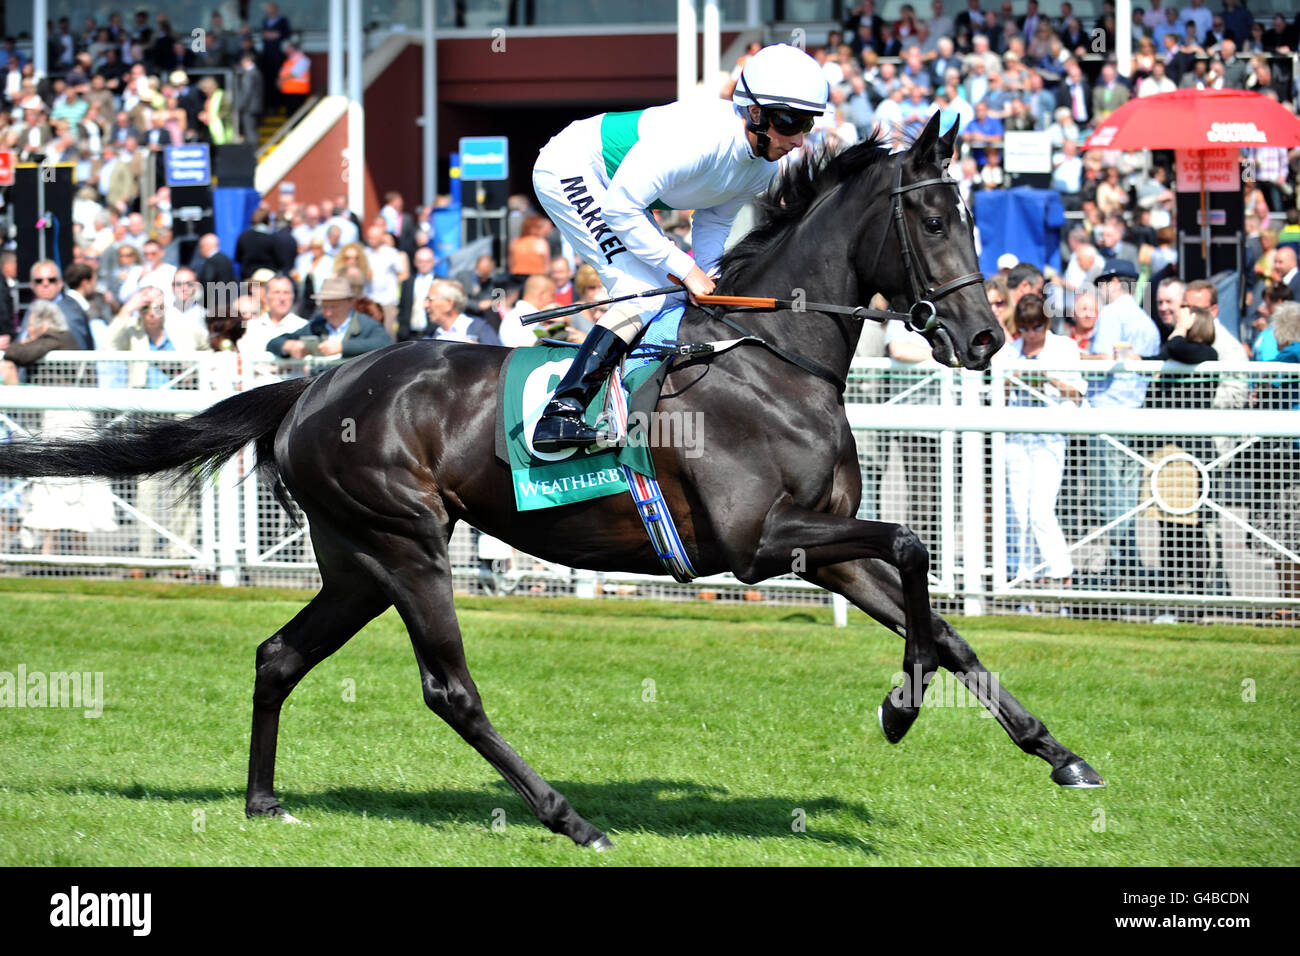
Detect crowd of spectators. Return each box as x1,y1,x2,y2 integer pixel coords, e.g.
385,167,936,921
0,2,338,371
8,3,1300,362
817,2,1298,206
3,5,1300,599
809,4,1300,609
1,3,301,153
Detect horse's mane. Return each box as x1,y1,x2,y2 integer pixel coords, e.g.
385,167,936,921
718,130,893,283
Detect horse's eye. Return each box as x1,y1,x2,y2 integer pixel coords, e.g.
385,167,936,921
924,217,944,235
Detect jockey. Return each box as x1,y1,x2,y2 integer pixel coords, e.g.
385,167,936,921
530,43,829,453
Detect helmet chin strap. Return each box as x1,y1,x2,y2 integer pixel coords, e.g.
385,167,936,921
738,73,773,159
747,116,772,159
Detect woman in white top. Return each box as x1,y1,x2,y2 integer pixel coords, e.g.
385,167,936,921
112,244,144,306
530,43,829,452
993,293,1087,590
293,237,335,303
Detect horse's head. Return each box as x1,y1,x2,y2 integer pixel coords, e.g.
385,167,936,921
859,112,1003,370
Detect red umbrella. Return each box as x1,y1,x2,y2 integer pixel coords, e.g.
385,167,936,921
1082,88,1300,151
1082,89,1300,265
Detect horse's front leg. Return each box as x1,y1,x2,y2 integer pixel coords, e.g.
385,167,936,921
728,499,941,735
801,559,1105,788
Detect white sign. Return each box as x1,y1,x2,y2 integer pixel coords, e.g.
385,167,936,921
1003,131,1053,174
1176,149,1239,193
1206,122,1267,144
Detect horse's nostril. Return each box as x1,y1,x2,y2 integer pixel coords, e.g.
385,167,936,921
972,329,996,351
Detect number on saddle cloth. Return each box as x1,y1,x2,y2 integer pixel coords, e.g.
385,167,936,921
498,303,685,512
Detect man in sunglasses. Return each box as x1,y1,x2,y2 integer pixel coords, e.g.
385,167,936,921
25,260,94,350
531,43,828,452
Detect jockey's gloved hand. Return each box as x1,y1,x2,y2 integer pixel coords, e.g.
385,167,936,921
682,265,716,304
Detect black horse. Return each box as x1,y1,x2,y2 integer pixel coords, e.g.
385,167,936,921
0,115,1102,850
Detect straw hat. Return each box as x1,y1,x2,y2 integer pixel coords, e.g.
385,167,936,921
312,276,356,301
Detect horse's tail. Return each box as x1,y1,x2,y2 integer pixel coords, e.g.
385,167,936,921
0,377,312,510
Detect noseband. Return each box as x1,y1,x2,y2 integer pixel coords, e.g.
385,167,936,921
874,157,986,338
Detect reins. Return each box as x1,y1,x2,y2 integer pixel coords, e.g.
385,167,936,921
661,155,986,391
693,305,851,396
537,153,988,394
687,290,905,324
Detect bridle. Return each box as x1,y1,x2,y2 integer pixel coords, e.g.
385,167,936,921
636,149,993,393
870,155,986,341
699,153,987,338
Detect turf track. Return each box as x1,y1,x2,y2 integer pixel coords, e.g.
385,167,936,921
0,579,1295,866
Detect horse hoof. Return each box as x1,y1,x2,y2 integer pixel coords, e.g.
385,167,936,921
1051,758,1106,789
877,694,917,744
586,835,615,852
246,802,307,823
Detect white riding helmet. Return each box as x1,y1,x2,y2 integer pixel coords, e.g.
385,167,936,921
734,44,830,115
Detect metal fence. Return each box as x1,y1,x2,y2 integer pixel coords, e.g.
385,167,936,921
2,352,1298,624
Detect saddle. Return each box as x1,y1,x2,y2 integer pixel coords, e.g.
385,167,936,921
495,305,697,580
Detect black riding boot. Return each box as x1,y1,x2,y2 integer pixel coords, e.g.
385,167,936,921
532,326,628,453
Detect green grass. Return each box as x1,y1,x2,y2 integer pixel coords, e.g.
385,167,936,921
0,579,1296,866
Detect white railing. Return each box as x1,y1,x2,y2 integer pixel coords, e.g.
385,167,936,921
3,353,1299,624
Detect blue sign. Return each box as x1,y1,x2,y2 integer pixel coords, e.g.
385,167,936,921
458,137,508,181
431,205,461,278
164,144,211,187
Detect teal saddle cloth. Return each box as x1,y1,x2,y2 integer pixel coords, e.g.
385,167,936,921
494,305,684,511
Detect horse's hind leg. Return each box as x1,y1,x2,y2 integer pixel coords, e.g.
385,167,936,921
383,541,611,848
802,560,1104,788
247,579,390,818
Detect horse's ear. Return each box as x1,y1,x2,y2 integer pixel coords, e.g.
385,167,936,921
909,111,960,171
938,115,961,164
908,111,943,170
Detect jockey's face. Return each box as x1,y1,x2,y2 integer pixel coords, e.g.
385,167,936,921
765,125,805,160
746,105,806,160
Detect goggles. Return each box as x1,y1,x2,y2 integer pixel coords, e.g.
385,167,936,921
765,107,817,136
